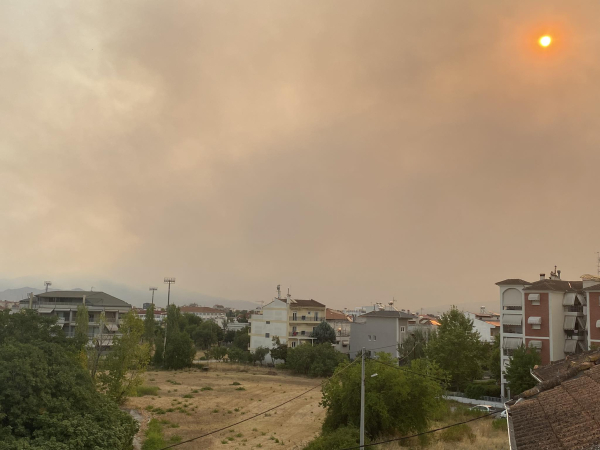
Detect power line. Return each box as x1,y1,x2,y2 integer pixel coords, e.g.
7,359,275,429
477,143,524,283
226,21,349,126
159,358,361,449
339,411,497,450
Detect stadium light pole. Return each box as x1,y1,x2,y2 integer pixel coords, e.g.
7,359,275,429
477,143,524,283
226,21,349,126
44,281,52,293
149,287,158,305
162,278,176,363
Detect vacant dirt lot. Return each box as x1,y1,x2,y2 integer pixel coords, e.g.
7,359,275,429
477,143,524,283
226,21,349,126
125,364,326,449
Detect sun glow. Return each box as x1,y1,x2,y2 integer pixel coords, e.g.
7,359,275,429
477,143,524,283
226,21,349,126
539,35,552,47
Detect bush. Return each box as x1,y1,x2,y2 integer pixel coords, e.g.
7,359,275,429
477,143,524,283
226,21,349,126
440,423,476,443
303,427,366,450
464,381,501,400
287,343,347,377
142,419,165,450
137,385,160,396
492,418,508,431
201,386,213,391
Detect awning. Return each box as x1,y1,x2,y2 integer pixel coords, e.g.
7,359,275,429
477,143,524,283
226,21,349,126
577,317,586,331
577,293,587,306
503,337,522,349
564,316,576,331
37,307,55,313
528,294,540,301
596,320,600,328
564,339,577,353
503,314,523,326
528,340,542,349
503,296,521,307
105,323,119,332
563,293,576,306
527,317,542,325
342,340,349,346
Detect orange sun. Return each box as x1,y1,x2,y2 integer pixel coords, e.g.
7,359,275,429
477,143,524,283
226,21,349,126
539,35,552,47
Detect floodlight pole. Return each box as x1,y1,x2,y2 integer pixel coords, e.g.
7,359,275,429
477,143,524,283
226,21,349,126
360,347,365,449
162,278,176,363
149,287,158,305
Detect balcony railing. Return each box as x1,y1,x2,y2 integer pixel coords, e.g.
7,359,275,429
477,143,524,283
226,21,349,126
502,325,523,334
289,316,320,322
564,306,584,313
289,332,316,338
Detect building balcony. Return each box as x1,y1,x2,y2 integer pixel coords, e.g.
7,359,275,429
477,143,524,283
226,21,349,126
289,316,321,323
288,332,316,338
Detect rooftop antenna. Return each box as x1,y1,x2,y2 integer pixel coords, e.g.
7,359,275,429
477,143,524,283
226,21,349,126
44,281,52,293
149,287,158,305
277,284,281,299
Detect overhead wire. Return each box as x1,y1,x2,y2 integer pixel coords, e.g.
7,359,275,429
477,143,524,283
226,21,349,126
338,411,498,450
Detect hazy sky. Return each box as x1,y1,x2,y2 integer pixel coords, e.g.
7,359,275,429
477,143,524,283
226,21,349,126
2,1,600,310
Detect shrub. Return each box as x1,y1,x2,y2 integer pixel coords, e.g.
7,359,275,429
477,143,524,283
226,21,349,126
439,424,476,443
231,382,241,385
492,418,508,431
142,419,165,450
464,381,501,399
201,386,213,391
137,385,160,396
287,343,347,377
182,394,193,398
235,387,245,391
303,427,366,450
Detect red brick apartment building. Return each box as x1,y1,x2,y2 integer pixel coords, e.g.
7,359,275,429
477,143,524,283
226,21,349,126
496,269,600,398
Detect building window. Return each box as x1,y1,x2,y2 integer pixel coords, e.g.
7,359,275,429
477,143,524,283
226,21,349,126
531,324,541,330
265,333,270,338
368,335,371,341
266,321,270,324
291,342,296,348
400,326,405,332
373,335,377,341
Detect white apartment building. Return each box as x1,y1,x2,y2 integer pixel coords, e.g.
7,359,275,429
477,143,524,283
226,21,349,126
180,306,227,324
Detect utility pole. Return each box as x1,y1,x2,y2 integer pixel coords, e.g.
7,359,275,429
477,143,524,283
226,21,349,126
360,347,365,449
162,278,176,363
149,287,157,305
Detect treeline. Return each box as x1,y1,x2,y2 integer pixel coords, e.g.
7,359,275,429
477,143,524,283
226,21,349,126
0,309,142,449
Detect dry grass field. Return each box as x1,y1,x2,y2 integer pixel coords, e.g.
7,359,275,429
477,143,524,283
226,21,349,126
126,365,508,450
125,364,326,449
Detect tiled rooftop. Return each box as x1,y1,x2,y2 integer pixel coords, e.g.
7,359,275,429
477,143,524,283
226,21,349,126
509,362,600,449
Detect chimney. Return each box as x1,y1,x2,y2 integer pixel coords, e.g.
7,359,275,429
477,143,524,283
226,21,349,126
557,270,561,279
480,306,486,314
540,273,545,280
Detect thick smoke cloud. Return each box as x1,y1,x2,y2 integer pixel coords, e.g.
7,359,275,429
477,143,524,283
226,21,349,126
1,1,599,308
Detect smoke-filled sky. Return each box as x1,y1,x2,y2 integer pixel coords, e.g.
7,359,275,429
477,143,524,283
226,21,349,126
2,1,600,310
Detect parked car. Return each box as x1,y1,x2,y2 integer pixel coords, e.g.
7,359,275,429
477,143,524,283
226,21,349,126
469,405,494,413
500,409,507,418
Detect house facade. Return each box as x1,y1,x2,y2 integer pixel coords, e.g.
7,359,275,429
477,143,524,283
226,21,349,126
349,310,414,359
19,290,132,346
326,308,352,354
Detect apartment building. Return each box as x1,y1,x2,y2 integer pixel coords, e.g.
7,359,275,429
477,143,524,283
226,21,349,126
497,268,597,398
133,307,167,323
180,306,227,324
326,308,352,354
249,289,326,355
19,290,132,346
349,310,414,359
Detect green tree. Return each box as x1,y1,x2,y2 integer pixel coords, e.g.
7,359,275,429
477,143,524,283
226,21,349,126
321,354,443,439
311,321,337,345
287,343,347,377
251,346,270,366
232,326,250,350
74,304,89,348
0,310,138,449
153,329,164,366
489,335,501,381
505,345,541,397
99,310,151,404
270,336,288,363
207,345,228,361
399,328,428,362
143,304,156,345
425,307,483,390
226,346,248,363
89,310,109,380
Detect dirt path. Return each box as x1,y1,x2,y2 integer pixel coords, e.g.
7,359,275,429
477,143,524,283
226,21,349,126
125,364,326,449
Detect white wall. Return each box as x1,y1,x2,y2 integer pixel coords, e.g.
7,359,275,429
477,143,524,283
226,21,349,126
464,312,495,342
249,299,288,353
